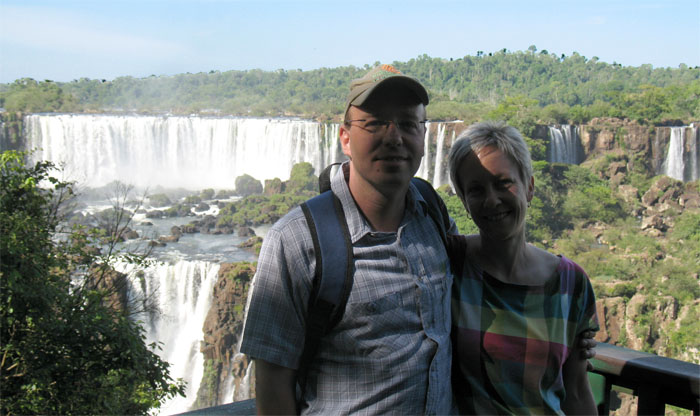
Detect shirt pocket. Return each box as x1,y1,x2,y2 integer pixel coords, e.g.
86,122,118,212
337,291,410,358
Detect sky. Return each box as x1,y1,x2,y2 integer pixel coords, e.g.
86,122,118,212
1,0,699,84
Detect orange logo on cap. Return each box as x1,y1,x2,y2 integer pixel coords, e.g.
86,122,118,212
381,64,402,74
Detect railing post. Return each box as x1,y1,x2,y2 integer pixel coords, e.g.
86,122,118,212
637,384,664,415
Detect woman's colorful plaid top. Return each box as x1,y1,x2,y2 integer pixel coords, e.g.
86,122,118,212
451,251,599,415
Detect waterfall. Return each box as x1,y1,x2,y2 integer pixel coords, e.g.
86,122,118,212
690,126,699,182
19,114,463,190
416,121,456,188
227,352,253,402
548,125,580,164
24,114,343,190
663,126,699,182
417,123,432,182
432,123,447,186
236,358,253,401
122,259,221,415
665,127,685,181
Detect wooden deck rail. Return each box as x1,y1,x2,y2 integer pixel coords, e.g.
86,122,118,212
176,343,700,416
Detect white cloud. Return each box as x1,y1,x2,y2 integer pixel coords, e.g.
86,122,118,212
0,5,187,59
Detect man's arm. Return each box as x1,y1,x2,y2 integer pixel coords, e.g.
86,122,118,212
561,338,598,415
255,359,297,415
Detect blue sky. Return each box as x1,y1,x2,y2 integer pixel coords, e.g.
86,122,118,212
1,0,699,83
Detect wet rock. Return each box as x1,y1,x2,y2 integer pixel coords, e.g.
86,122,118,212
195,202,210,212
158,235,179,243
237,226,256,237
124,229,140,240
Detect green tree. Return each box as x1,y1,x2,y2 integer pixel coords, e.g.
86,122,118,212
436,187,478,235
235,173,263,197
486,95,539,137
0,78,78,113
0,151,184,414
286,162,317,194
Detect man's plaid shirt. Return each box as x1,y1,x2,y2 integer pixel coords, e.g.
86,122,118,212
241,163,456,414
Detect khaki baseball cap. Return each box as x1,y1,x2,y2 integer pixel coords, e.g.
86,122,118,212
344,64,429,119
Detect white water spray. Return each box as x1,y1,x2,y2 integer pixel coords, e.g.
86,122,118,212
24,114,341,190
122,259,221,414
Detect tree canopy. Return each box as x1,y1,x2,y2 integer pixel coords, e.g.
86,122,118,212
2,49,698,124
0,151,184,414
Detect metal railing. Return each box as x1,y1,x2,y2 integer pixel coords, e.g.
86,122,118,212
589,343,699,415
177,343,700,416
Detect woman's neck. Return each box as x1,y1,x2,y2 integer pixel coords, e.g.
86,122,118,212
476,232,529,282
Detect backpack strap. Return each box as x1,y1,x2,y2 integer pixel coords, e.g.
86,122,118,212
410,177,451,247
318,162,342,193
298,190,353,397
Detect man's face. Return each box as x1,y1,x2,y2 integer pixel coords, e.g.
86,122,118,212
340,88,426,193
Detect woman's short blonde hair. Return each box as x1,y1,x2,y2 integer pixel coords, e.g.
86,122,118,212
448,121,532,201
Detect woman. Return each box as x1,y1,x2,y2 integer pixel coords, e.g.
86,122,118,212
448,121,599,415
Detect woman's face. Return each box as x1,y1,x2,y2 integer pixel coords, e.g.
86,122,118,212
457,145,534,241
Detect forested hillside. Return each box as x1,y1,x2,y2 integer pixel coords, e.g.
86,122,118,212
1,49,699,124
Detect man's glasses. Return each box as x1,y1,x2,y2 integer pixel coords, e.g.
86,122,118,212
345,118,427,136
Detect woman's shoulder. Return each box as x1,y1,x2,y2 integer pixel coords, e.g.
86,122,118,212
529,245,561,277
553,254,589,278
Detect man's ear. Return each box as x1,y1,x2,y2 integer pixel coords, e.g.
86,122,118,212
340,124,352,158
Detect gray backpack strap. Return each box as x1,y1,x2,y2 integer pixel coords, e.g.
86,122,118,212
297,190,353,400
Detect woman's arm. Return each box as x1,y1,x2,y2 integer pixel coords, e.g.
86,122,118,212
561,338,598,415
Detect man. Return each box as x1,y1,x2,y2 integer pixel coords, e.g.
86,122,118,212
240,64,456,414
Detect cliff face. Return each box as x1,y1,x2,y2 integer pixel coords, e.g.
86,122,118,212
578,118,653,158
192,262,256,410
596,295,700,363
0,112,25,151
534,119,697,179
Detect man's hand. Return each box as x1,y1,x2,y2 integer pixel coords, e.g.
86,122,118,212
578,330,598,371
579,330,597,359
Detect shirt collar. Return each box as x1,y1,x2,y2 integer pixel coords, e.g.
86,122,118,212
330,161,427,243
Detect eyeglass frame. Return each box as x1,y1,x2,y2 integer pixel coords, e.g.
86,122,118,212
344,118,428,136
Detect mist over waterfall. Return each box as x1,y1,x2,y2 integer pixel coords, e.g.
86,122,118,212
25,114,341,190
663,126,700,182
548,125,581,164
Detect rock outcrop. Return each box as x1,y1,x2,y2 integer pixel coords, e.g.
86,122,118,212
193,262,256,410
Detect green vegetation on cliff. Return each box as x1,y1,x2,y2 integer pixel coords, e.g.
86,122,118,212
0,151,184,414
217,163,318,228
